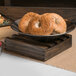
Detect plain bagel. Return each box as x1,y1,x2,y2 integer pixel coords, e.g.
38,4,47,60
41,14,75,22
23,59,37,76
27,13,54,35
19,12,40,33
50,13,67,33
18,12,67,35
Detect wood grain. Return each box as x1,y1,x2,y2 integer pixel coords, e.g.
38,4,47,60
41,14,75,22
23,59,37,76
4,34,72,61
0,6,76,22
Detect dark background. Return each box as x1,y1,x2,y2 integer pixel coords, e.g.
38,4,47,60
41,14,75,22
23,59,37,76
1,0,76,7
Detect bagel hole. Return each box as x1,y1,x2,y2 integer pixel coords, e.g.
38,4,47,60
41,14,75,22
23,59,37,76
35,21,41,28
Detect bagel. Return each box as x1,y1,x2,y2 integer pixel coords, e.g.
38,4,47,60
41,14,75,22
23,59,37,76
19,12,40,33
27,13,54,35
18,12,67,35
50,13,67,33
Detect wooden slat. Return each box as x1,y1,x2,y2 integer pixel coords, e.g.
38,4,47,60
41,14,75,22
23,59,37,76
45,35,72,60
0,6,76,22
5,38,45,52
5,46,45,60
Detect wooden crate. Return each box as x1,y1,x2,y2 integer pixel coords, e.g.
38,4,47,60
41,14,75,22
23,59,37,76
4,34,72,61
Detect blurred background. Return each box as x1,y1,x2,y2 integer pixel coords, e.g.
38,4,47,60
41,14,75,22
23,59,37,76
0,0,76,7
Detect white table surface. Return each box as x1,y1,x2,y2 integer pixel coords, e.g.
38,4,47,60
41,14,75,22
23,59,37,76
0,53,76,76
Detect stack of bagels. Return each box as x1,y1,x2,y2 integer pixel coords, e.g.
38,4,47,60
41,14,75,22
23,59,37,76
19,12,67,35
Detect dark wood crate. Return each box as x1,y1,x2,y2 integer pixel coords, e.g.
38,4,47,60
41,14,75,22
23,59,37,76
4,34,72,61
